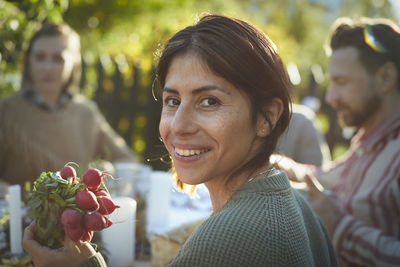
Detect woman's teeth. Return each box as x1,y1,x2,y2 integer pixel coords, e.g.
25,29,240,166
175,148,207,156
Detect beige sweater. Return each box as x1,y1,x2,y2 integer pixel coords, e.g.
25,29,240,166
0,93,135,187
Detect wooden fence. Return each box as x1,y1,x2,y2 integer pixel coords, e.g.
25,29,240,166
80,58,166,171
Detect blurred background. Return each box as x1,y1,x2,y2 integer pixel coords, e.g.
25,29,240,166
1,0,398,171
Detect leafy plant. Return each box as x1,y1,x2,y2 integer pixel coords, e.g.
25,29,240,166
26,172,84,248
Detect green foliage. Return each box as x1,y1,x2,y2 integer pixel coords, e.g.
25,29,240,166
315,112,330,135
332,143,350,160
0,0,68,97
340,0,393,18
64,0,243,68
26,172,84,249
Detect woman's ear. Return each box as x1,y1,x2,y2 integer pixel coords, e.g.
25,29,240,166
375,62,398,94
256,98,284,137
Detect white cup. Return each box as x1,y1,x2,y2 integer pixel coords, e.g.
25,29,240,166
112,162,143,197
146,171,172,235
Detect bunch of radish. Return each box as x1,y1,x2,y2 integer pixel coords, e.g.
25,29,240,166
60,166,120,243
26,164,120,249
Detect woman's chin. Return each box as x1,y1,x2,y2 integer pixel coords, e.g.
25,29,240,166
36,85,62,95
176,173,203,186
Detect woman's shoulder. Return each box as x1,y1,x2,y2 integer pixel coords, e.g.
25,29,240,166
172,196,309,266
67,94,102,115
0,93,29,116
215,183,323,242
1,92,25,105
69,94,97,108
194,198,278,242
172,210,269,266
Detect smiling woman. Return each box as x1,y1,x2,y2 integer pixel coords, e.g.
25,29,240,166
154,14,338,266
156,16,293,197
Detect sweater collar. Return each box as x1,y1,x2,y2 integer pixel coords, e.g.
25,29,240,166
230,170,290,201
22,88,72,112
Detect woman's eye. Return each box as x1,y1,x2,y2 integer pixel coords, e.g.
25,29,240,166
200,97,219,107
53,55,64,63
164,97,180,107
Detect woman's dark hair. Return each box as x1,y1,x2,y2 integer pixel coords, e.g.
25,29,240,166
21,23,81,94
156,14,291,191
328,17,400,90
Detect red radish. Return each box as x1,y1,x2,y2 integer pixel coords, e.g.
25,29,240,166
64,224,85,242
95,192,120,215
84,211,107,231
76,190,99,211
94,190,109,197
82,168,104,191
81,231,94,242
60,165,77,181
103,216,114,229
97,196,119,215
61,209,82,226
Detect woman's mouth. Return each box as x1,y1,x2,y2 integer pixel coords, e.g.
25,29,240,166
174,147,209,157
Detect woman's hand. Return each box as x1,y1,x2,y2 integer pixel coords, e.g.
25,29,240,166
22,221,96,267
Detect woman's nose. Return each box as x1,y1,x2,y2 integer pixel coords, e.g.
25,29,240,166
39,59,55,71
170,104,198,136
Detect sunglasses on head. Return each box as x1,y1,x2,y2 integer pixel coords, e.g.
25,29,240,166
363,25,388,53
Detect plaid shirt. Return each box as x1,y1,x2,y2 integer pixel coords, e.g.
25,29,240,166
315,111,400,267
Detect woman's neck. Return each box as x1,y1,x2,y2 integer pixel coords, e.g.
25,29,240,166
41,92,60,109
206,183,231,214
205,164,273,214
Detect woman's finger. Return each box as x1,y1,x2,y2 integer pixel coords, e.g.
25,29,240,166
22,221,40,252
63,236,97,259
22,221,36,241
22,221,53,264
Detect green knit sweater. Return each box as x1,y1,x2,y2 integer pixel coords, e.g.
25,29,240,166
79,171,337,267
169,170,337,267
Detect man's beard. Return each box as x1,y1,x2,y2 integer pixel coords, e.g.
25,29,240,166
337,91,382,129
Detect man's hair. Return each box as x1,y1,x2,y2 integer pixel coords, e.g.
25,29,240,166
328,17,400,88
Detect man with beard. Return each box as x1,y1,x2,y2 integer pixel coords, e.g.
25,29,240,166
273,17,400,266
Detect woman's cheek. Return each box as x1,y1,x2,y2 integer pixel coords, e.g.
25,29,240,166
159,115,170,147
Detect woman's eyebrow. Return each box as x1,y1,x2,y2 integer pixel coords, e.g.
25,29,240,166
163,85,231,95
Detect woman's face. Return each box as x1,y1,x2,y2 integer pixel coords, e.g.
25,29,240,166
159,53,265,187
29,35,76,96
